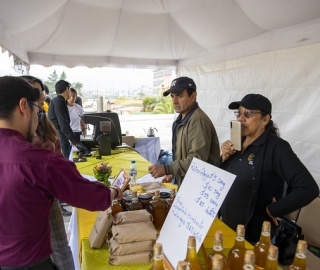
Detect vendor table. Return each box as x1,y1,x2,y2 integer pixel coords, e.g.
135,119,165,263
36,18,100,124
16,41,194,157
69,148,279,269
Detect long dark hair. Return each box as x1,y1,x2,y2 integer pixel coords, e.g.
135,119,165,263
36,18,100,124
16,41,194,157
20,76,59,143
261,112,280,136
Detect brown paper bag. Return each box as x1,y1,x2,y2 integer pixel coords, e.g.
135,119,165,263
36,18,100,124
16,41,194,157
89,208,113,248
109,251,152,265
108,238,154,256
112,222,158,243
113,209,153,225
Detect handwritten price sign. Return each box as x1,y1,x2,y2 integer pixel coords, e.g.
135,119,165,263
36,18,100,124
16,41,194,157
157,158,236,268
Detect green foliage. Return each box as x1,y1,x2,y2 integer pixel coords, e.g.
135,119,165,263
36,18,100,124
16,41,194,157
72,82,83,96
142,96,174,114
44,69,83,96
142,96,158,112
60,71,67,80
152,95,174,114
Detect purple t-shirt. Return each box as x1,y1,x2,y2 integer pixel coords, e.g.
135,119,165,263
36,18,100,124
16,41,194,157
0,128,111,266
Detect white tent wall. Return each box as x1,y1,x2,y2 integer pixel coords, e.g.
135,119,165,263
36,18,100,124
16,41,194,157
177,43,320,188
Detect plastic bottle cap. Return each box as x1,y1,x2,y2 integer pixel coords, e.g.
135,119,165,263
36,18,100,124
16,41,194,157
131,160,135,163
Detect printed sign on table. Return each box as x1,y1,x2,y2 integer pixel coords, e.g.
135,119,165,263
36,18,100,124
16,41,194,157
112,168,130,191
157,158,236,268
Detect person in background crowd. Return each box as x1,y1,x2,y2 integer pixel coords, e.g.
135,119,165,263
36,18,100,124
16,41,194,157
148,77,220,186
48,79,89,159
67,88,86,151
217,94,319,243
75,94,82,107
43,84,51,112
0,76,122,269
21,75,76,269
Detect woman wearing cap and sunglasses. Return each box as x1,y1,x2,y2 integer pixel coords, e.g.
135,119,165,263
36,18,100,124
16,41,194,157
217,94,319,243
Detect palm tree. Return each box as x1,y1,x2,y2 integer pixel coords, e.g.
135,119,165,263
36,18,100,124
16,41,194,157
152,96,174,114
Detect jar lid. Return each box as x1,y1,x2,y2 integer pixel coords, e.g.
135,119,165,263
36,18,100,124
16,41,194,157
138,193,152,200
160,192,170,199
123,194,132,202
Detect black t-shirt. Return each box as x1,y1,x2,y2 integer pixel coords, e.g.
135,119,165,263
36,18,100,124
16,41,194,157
220,149,255,231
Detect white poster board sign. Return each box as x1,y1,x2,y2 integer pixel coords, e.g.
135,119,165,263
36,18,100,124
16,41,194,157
157,158,236,268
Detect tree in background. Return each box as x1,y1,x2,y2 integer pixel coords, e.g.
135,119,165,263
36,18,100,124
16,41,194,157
142,97,157,112
142,96,173,114
152,95,174,114
44,69,83,97
60,71,67,80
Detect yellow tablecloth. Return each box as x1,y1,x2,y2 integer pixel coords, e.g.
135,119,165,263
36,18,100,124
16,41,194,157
74,149,279,269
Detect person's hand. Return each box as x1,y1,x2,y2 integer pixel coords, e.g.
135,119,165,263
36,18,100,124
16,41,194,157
221,140,237,162
162,174,174,183
148,165,166,178
266,197,281,226
109,185,123,201
76,142,90,156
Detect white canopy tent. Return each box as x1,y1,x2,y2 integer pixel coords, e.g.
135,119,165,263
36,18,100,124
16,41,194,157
1,0,320,187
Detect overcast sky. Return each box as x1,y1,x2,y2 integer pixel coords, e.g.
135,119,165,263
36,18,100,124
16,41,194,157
0,49,154,93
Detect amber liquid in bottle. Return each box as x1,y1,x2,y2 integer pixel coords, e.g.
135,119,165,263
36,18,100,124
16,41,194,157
264,245,278,270
254,221,271,269
212,254,223,270
127,190,143,211
207,230,228,270
165,188,176,215
150,243,165,270
228,224,247,270
287,240,307,270
176,261,187,270
185,236,201,270
148,190,166,230
111,199,123,216
243,250,255,270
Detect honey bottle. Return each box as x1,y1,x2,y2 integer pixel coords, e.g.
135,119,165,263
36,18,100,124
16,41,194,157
150,243,165,270
243,250,255,270
148,190,166,230
264,245,278,270
212,254,223,270
206,230,228,270
228,224,247,270
254,221,271,269
111,199,123,216
287,240,307,270
165,188,176,215
184,236,201,270
127,190,143,211
176,261,187,270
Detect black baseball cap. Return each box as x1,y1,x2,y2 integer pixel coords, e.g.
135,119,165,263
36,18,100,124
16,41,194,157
228,94,272,115
163,77,196,97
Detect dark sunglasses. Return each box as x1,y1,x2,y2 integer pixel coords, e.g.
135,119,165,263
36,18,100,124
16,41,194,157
28,101,45,122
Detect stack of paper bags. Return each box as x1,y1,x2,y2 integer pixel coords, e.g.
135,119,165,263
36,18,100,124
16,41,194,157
108,209,158,265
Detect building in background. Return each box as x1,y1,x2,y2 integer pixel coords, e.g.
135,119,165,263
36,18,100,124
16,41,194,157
153,69,176,95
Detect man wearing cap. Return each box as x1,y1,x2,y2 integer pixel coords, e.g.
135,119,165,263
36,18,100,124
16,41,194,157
218,93,319,243
148,76,220,186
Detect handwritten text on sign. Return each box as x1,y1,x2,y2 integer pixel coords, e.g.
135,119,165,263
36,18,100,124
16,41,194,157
157,158,236,269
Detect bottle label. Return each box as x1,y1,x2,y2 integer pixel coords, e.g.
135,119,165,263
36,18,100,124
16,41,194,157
130,168,137,176
262,232,270,237
213,246,223,252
